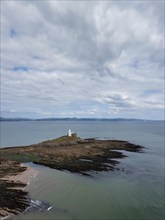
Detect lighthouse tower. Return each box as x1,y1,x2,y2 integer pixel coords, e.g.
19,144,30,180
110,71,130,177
68,129,72,137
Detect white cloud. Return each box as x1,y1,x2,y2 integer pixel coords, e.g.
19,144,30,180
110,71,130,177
1,0,164,119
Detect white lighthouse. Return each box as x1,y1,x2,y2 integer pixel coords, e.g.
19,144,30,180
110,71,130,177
68,129,72,137
67,129,77,137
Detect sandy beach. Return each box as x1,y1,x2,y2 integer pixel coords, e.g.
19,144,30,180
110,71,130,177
2,164,38,185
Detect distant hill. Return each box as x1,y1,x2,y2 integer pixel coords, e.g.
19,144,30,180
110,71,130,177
0,117,33,121
0,117,162,122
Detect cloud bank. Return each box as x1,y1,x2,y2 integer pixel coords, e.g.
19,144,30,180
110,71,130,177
1,1,164,119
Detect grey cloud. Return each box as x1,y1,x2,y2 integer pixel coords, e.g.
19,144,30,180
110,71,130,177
97,94,135,109
1,1,164,119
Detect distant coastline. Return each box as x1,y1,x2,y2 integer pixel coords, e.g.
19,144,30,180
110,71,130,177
0,117,163,122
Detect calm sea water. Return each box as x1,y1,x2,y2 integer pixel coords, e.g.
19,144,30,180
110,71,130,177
0,121,164,220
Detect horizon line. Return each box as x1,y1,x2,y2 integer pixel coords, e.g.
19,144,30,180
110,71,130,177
0,117,164,121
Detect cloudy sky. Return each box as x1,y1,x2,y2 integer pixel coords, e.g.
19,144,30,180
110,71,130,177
1,0,164,119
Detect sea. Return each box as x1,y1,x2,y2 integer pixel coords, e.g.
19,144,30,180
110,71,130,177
0,120,164,220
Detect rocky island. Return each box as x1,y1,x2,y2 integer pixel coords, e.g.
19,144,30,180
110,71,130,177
0,135,144,218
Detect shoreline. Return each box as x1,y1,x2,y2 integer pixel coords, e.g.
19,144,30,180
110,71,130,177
0,161,38,220
2,164,38,186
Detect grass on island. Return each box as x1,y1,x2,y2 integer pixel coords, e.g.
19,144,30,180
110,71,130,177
0,151,40,163
42,135,79,143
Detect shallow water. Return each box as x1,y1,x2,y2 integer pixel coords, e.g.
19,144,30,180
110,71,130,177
0,121,164,220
